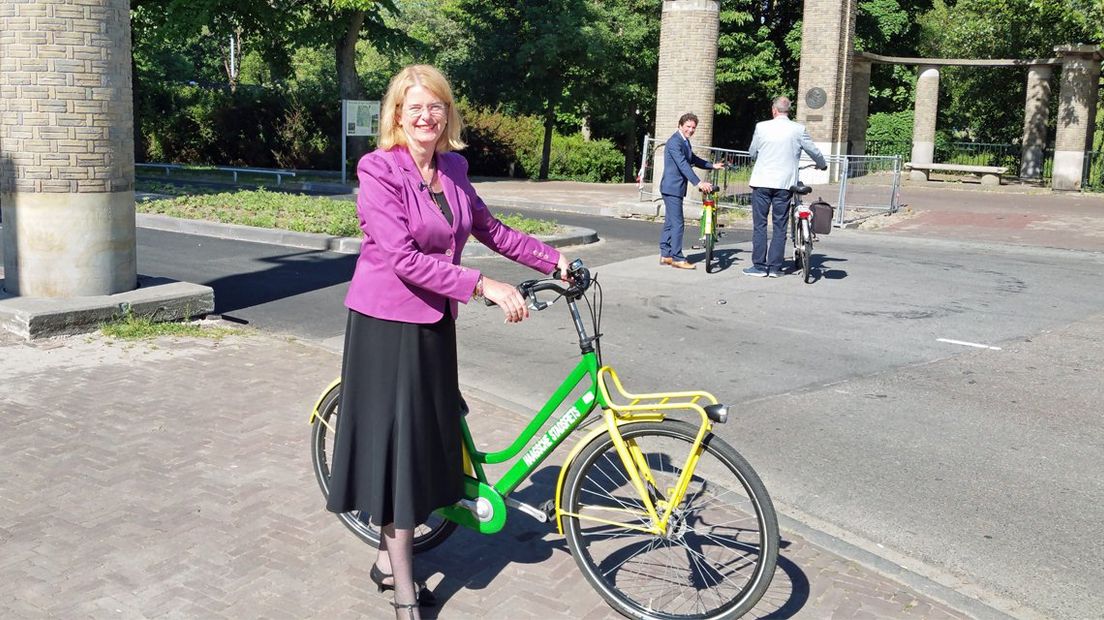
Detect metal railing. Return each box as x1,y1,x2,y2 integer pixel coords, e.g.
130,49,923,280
136,163,297,184
864,140,1060,182
637,135,901,225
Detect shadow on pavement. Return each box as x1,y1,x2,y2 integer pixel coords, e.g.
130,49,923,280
758,547,812,619
812,255,848,281
414,466,569,616
202,249,356,315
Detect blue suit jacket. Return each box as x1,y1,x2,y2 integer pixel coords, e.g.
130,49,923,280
659,131,712,197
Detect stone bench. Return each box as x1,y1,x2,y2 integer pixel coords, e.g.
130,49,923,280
905,162,1009,186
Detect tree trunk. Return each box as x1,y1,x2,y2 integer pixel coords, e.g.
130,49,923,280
221,28,241,93
336,10,367,169
539,103,555,180
336,10,365,100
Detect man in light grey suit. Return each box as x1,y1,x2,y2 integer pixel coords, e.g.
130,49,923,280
744,96,827,278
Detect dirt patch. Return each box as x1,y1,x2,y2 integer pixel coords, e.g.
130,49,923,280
854,206,920,231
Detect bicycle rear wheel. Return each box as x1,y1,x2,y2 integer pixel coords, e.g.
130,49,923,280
311,384,458,552
800,219,813,284
790,210,802,274
561,420,779,620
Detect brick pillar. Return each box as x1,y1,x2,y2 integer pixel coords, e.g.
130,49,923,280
0,0,136,297
1052,45,1102,191
795,0,858,183
847,57,873,157
910,65,939,181
652,0,719,193
1019,65,1052,180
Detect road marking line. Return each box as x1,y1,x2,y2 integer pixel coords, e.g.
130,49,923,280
937,338,1002,350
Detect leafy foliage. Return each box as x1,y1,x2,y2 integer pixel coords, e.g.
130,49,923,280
918,0,1103,142
461,103,624,182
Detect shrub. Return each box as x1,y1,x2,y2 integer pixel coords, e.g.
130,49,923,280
136,82,338,169
518,133,624,183
866,111,913,143
459,101,623,182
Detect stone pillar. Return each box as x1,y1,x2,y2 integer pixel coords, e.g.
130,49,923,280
795,0,858,182
0,0,137,297
652,0,719,192
1052,45,1103,191
847,57,873,157
910,65,939,181
1019,65,1052,180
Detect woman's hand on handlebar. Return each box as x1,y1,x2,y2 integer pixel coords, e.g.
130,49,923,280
482,277,530,323
555,254,571,283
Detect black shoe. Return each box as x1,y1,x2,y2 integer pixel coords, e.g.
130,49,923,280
370,564,437,606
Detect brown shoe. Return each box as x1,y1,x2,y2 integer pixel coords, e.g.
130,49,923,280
670,260,696,270
660,256,673,265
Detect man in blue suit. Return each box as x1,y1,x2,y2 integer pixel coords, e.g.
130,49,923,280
744,96,827,278
659,113,723,270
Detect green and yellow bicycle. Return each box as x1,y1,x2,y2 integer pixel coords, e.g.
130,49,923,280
310,260,779,619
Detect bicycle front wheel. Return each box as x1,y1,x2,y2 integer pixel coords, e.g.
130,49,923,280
561,420,779,620
311,383,458,552
704,232,716,273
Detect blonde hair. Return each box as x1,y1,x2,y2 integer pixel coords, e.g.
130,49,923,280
378,64,466,152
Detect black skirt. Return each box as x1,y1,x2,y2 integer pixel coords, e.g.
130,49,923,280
325,309,464,529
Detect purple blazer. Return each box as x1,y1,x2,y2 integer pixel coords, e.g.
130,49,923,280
345,147,560,323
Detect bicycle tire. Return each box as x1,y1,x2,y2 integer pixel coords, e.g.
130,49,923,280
790,208,802,274
801,219,813,284
704,232,715,274
311,383,458,552
561,420,779,620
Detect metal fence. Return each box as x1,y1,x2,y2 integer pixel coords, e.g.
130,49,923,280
864,140,1062,183
637,135,901,226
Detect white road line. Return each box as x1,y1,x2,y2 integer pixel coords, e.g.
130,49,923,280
936,338,1002,351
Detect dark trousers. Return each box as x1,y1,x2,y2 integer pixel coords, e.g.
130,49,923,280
659,194,687,261
750,187,791,271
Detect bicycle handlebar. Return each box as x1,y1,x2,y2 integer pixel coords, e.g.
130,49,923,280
483,259,593,311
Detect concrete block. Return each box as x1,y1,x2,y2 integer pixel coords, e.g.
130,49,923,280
0,275,214,340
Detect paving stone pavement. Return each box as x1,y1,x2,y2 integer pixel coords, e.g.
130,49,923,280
0,328,972,619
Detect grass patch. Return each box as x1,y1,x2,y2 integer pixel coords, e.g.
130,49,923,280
138,189,362,237
498,212,560,235
135,180,224,197
137,189,562,237
101,312,243,340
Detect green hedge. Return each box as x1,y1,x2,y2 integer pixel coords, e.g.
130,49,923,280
460,103,624,182
137,85,623,181
137,82,338,169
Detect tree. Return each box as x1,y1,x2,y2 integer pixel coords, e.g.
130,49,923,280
714,0,798,149
918,0,1103,142
441,0,599,179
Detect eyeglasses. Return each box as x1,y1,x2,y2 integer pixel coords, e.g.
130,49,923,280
404,102,448,118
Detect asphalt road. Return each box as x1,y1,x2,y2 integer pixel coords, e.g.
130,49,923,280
12,207,1104,619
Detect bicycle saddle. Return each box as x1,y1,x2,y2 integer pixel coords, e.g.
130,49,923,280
790,182,812,195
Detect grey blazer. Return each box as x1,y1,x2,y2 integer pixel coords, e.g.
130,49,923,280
747,116,827,190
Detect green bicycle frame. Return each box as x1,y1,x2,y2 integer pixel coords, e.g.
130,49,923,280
436,349,610,534
699,196,716,240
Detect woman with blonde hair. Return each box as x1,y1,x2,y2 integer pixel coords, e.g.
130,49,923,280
325,64,568,619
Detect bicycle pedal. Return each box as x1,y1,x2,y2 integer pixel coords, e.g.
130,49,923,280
538,499,557,522
691,244,702,249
